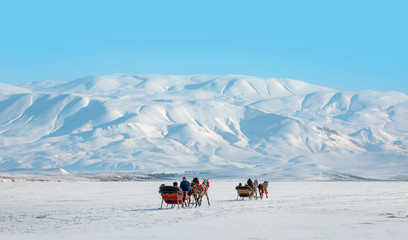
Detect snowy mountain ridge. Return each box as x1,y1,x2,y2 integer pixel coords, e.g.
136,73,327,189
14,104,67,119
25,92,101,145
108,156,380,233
1,74,407,179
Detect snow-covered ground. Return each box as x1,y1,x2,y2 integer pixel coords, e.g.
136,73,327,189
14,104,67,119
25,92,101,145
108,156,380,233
1,181,407,240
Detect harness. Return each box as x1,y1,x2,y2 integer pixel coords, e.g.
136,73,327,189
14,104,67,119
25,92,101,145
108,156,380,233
197,179,210,193
261,183,268,194
199,184,207,192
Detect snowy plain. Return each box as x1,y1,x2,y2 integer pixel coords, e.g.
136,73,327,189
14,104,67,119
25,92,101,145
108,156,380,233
1,180,407,240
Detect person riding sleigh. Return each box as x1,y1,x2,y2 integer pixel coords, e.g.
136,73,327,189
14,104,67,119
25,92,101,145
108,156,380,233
180,177,190,204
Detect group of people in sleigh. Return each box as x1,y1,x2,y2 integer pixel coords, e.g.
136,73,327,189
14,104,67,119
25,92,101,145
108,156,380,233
176,176,210,203
236,178,269,199
160,177,210,208
160,176,269,208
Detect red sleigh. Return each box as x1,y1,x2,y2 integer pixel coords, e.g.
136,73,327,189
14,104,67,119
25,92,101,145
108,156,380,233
159,185,184,208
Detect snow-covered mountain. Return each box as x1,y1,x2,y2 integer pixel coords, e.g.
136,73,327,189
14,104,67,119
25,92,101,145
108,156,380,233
0,74,407,179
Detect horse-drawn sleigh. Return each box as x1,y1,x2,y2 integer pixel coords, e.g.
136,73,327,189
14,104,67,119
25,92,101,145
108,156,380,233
159,178,210,208
235,180,268,200
159,185,185,208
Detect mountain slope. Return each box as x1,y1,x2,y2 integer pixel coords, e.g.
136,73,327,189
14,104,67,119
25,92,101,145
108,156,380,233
0,74,407,179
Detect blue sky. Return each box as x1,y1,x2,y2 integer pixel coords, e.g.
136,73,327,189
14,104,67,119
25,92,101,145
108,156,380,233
0,0,407,93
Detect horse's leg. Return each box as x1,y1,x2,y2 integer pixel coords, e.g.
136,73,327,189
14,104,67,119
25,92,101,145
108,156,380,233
194,194,197,207
195,194,200,207
199,194,203,206
199,195,202,206
161,198,164,209
206,192,210,206
195,194,199,207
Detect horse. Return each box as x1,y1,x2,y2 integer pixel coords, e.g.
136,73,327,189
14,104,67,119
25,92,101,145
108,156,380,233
253,179,259,199
258,181,269,199
188,181,200,207
197,179,210,206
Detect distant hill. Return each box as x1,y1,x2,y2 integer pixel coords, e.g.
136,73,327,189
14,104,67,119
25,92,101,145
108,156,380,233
0,74,407,179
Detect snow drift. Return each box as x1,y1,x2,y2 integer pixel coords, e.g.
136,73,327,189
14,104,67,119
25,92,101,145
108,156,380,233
0,74,407,179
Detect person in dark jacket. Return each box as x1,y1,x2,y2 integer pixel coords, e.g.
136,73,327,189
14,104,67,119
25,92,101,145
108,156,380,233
247,178,254,189
180,177,191,203
180,177,190,192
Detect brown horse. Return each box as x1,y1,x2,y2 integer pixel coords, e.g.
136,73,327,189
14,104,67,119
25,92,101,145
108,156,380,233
258,181,269,199
197,179,210,206
188,182,200,207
